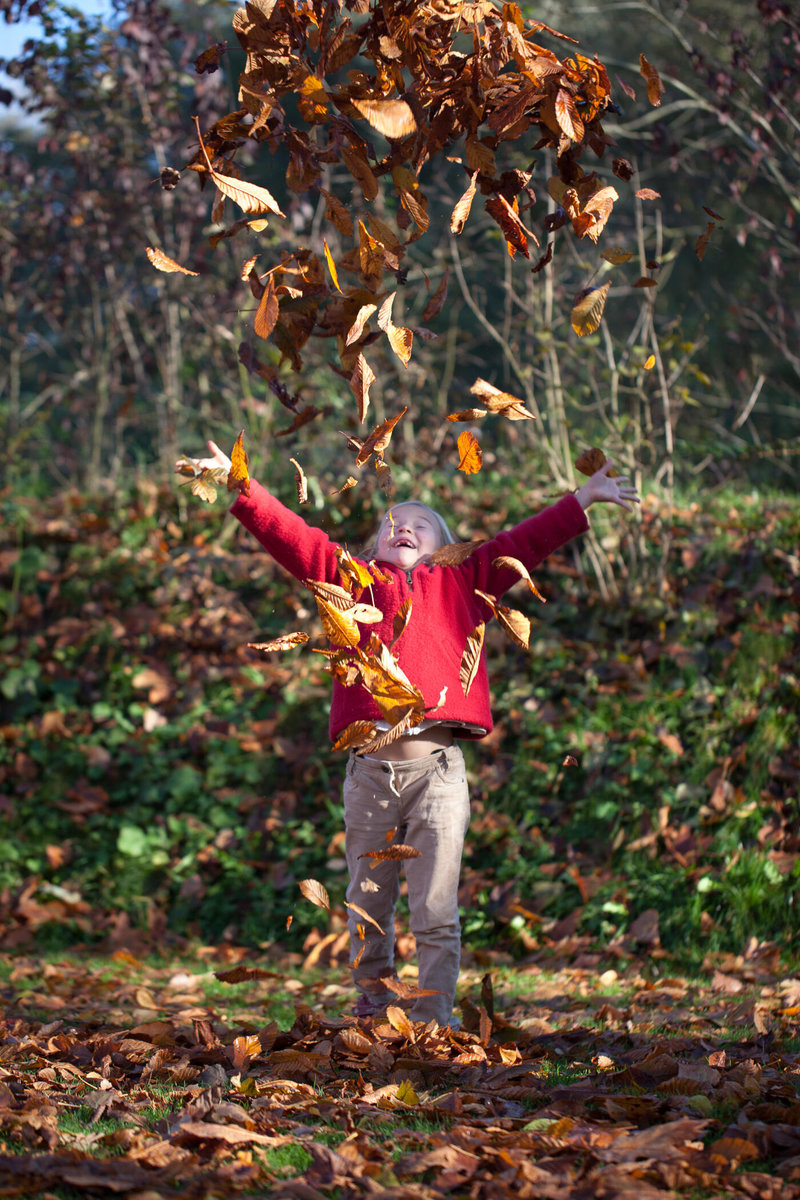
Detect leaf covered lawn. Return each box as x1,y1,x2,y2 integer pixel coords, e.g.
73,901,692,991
1,944,799,1198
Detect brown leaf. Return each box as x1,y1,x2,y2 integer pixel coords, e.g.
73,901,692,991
254,273,279,339
298,879,331,910
451,171,479,235
386,1005,416,1040
391,597,412,646
214,965,277,983
639,54,665,107
332,721,378,752
345,303,378,347
345,901,385,935
247,633,309,653
145,246,199,276
355,406,408,466
358,844,422,862
350,353,376,423
636,187,661,200
492,556,546,602
460,623,485,697
575,447,619,477
421,270,449,321
429,539,485,566
342,145,379,201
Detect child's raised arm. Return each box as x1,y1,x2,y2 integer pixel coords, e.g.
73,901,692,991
574,460,639,511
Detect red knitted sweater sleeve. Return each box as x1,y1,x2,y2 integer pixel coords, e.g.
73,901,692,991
461,494,589,597
229,479,342,583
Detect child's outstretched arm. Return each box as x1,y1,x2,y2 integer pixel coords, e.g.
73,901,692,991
574,460,639,511
175,440,232,474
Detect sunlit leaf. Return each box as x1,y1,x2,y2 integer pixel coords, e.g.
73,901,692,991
460,623,485,697
358,844,422,862
571,282,611,337
429,539,485,566
342,145,379,201
450,171,479,235
355,407,408,466
633,276,658,288
345,304,377,347
639,54,664,107
446,408,488,422
330,476,359,496
345,900,385,935
636,187,661,200
145,246,199,276
332,721,378,751
247,632,310,653
298,879,330,910
323,240,341,292
391,597,412,647
289,457,308,504
644,354,656,370
492,556,546,602
350,353,376,424
457,430,483,475
195,119,285,216
387,1007,416,1042
227,429,250,496
601,247,634,265
315,596,362,648
352,97,416,138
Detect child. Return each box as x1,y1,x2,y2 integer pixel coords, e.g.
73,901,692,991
179,441,639,1028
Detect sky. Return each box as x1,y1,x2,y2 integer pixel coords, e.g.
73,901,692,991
1,1,115,116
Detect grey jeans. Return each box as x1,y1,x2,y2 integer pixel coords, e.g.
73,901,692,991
343,744,470,1027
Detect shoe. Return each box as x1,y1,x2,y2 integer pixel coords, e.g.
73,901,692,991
354,992,388,1019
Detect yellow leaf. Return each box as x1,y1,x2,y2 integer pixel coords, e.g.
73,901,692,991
386,1007,416,1041
305,578,358,610
298,879,330,910
323,240,341,293
344,901,385,935
197,118,285,216
395,1077,420,1104
460,623,485,697
571,283,611,337
145,246,199,276
457,430,483,474
315,596,362,648
227,430,250,497
644,354,656,370
352,97,417,138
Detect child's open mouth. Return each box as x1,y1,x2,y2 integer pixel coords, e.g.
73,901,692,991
392,539,416,549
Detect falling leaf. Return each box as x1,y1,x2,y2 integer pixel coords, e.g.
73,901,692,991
227,430,250,496
391,598,412,646
289,457,308,504
247,633,310,653
457,430,482,475
696,220,716,261
145,246,199,276
306,578,357,610
254,274,279,339
315,597,362,647
323,240,341,292
352,97,417,137
563,754,579,767
644,354,656,369
355,407,408,466
575,448,619,477
345,304,378,347
429,539,485,566
377,293,413,367
194,41,227,74
330,476,359,495
298,879,330,910
633,276,658,288
358,844,422,862
350,354,376,423
469,378,535,420
446,408,488,422
601,247,634,265
421,270,449,320
475,588,531,650
450,171,479,235
195,118,285,216
703,206,724,220
460,623,485,697
571,282,611,337
636,188,661,200
184,466,228,503
639,54,664,107
345,901,385,935
342,145,379,201
492,556,546,601
332,721,378,751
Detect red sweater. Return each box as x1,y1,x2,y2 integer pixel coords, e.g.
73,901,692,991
230,481,589,741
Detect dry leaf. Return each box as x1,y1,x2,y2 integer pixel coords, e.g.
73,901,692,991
355,407,408,466
574,447,620,477
352,97,417,137
247,633,310,653
429,539,485,566
350,353,376,423
492,556,546,601
451,171,479,235
289,457,308,504
323,239,341,292
456,430,482,474
640,54,664,106
227,430,250,496
332,721,378,752
145,246,199,276
254,274,279,339
571,282,611,337
315,597,362,648
195,119,285,216
298,879,330,910
358,844,422,862
460,623,485,697
345,304,377,347
345,901,385,935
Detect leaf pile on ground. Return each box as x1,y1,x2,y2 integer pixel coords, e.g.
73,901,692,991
0,947,799,1198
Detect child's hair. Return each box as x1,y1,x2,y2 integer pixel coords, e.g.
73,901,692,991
362,501,457,559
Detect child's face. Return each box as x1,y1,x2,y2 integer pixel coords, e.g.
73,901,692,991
375,504,443,569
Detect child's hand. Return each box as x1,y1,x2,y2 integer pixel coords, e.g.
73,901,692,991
575,461,639,512
175,440,232,475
